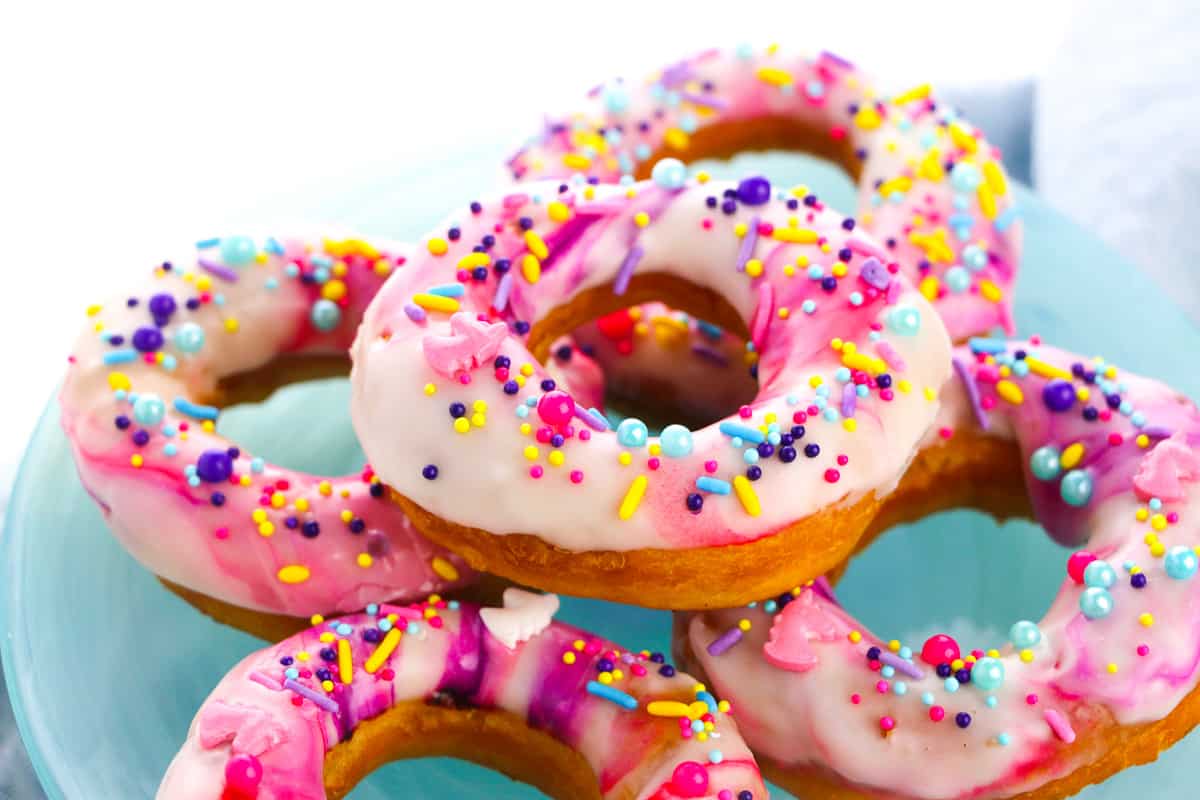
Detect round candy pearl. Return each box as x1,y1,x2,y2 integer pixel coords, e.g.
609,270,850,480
736,175,772,206
1067,551,1096,584
1084,559,1117,589
971,657,1006,691
1079,587,1113,619
651,158,688,190
196,449,234,483
920,634,960,666
1009,620,1042,649
1060,469,1093,507
949,161,982,192
1029,445,1062,481
224,753,263,794
962,244,988,271
536,390,575,426
1165,545,1199,580
174,322,206,354
132,325,164,353
1042,380,1076,412
944,266,970,293
133,393,166,426
616,418,649,448
219,235,256,267
659,424,694,458
310,299,341,331
149,293,177,319
886,305,922,335
602,81,631,113
670,761,709,798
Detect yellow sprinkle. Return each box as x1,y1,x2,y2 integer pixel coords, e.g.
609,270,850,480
854,106,882,130
918,148,945,181
634,211,650,228
335,638,354,684
843,352,887,375
648,700,693,717
130,454,144,468
258,522,275,537
842,418,857,432
919,275,941,300
562,152,591,170
424,383,437,396
356,553,373,568
986,649,1000,659
996,379,1024,405
1139,613,1155,627
618,452,633,466
321,280,347,302
310,614,325,626
745,259,763,278
949,123,978,153
318,481,332,496
523,445,539,461
732,475,761,517
427,238,449,256
718,700,731,713
755,67,792,87
547,201,572,222
1060,442,1085,469
562,651,576,665
457,252,490,270
337,509,352,524
548,451,565,467
771,227,818,244
619,475,648,520
1106,663,1119,674
596,672,612,685
520,423,533,436
877,176,913,197
777,307,790,319
365,628,402,674
1019,649,1034,663
277,565,311,585
664,128,690,150
848,631,863,643
1024,358,1072,381
892,83,931,105
432,556,459,581
977,182,997,220
86,304,103,317
983,161,1008,196
1136,434,1150,449
453,417,470,434
412,293,459,313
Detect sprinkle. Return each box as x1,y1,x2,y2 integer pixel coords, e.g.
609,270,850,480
750,282,773,351
102,349,138,365
1044,709,1076,743
719,422,764,444
892,83,932,105
618,475,648,520
586,681,638,710
412,293,460,313
365,628,402,674
525,230,549,260
248,671,281,691
841,383,857,418
521,254,541,284
952,357,989,430
771,228,819,244
735,218,760,272
732,475,761,517
197,259,239,282
1024,357,1073,381
968,338,1008,355
404,303,427,322
457,252,490,270
492,272,513,311
680,91,728,110
283,678,339,712
879,651,924,680
995,379,1024,405
983,161,1008,196
337,639,353,684
173,397,219,421
277,565,310,584
432,557,459,581
574,404,610,431
756,67,792,87
613,244,644,296
696,476,731,495
994,206,1020,232
707,626,744,656
427,283,465,298
875,341,906,371
978,280,1003,303
647,700,695,717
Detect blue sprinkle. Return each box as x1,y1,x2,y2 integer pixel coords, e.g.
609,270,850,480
696,690,718,713
696,476,731,495
994,205,1020,232
103,349,138,365
366,604,379,616
264,237,284,255
968,337,1008,355
586,681,638,710
427,283,466,298
719,421,764,444
173,397,219,421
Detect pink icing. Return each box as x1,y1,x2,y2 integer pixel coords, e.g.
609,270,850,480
1133,432,1200,501
421,311,507,376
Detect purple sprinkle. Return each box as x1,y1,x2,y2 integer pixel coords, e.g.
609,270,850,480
735,217,759,272
879,651,925,680
859,257,890,290
613,244,643,296
493,272,513,311
248,671,282,691
1143,426,1173,440
820,50,855,69
841,383,857,418
680,91,728,110
706,626,743,656
953,356,989,431
691,343,730,366
574,404,610,431
283,678,339,712
197,259,239,283
659,61,692,88
403,303,427,323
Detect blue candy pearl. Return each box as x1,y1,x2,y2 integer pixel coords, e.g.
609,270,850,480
1009,620,1042,649
886,305,922,335
1079,587,1113,619
659,424,694,458
174,322,206,354
1029,445,1061,481
601,82,630,113
310,299,341,331
219,236,256,267
132,393,166,426
617,418,649,448
651,158,687,190
971,657,1005,691
1060,469,1094,506
1164,545,1199,580
944,265,971,293
1084,560,1117,589
962,244,988,271
949,162,982,192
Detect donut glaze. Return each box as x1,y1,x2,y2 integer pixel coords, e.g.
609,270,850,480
158,592,766,800
681,341,1200,799
351,177,951,576
59,236,477,616
508,46,1021,341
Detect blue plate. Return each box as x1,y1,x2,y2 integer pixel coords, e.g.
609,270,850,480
3,149,1198,799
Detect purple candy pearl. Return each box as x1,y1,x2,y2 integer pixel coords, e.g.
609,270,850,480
735,175,772,206
196,449,233,482
1042,380,1076,412
132,326,164,353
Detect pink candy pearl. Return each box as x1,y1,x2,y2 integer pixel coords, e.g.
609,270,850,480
1067,551,1097,585
670,761,709,798
537,390,575,426
224,754,263,795
920,634,960,666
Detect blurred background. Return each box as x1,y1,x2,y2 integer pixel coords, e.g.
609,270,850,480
1,0,1196,796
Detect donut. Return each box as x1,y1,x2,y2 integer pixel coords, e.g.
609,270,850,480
60,235,481,620
157,590,767,800
678,339,1200,799
508,45,1021,341
350,176,953,609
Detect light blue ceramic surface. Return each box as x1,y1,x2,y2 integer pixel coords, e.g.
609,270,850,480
3,149,1197,799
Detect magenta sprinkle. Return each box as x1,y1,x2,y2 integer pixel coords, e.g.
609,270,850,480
953,356,989,431
841,383,857,418
493,272,513,311
283,678,339,712
735,217,759,272
1044,709,1076,743
679,92,728,110
247,671,282,691
404,303,427,323
819,50,855,69
197,259,239,283
613,244,644,296
876,341,906,371
706,626,743,656
878,651,925,680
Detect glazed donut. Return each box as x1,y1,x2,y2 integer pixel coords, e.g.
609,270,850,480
60,235,479,620
350,176,952,609
509,45,1021,341
158,590,766,800
679,339,1200,799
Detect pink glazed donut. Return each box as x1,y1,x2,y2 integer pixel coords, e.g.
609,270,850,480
509,45,1022,341
680,339,1200,799
158,591,767,800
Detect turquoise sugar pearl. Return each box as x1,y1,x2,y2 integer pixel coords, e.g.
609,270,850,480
1084,560,1117,589
174,322,205,354
1009,620,1042,649
219,235,256,267
962,244,988,271
1165,545,1199,580
971,657,1006,691
132,393,165,426
601,82,630,113
1060,469,1094,506
651,158,687,190
1029,445,1062,481
616,418,649,448
1079,587,1113,619
950,161,982,192
659,424,694,458
886,305,921,335
944,266,971,293
310,299,341,332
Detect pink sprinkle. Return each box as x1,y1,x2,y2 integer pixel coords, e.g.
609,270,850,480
529,466,544,479
215,527,230,540
1044,709,1076,743
1168,512,1179,524
876,680,889,694
837,454,849,466
938,426,954,439
705,460,718,473
632,664,647,677
930,706,945,722
1109,433,1123,446
793,411,807,424
850,693,861,704
879,716,895,732
458,374,471,385
1138,644,1150,657
579,429,591,441
1026,694,1039,705
647,458,661,471
738,405,753,419
429,616,444,629
824,469,840,483
880,389,894,402
701,218,713,230
570,470,584,484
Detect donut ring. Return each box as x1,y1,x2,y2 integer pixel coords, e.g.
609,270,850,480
158,591,767,800
679,340,1200,799
351,177,952,609
509,45,1021,342
60,235,479,618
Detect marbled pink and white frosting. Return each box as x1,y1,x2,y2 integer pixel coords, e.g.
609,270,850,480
60,236,478,616
350,177,952,552
683,340,1200,799
509,46,1021,341
158,591,766,800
